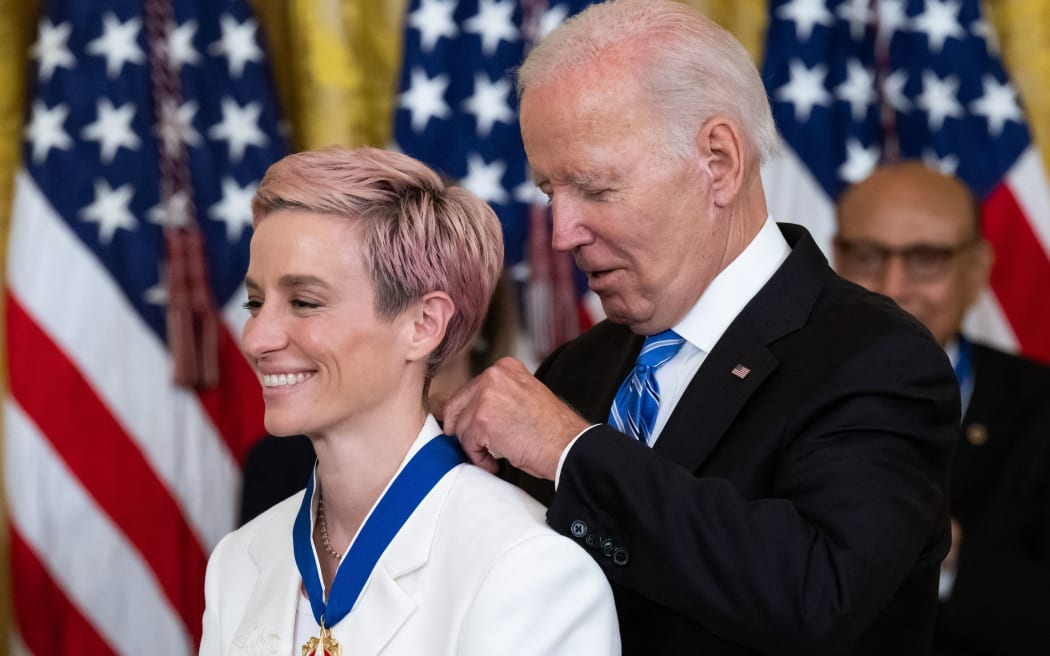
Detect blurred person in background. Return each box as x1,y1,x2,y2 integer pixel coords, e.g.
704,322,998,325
835,161,1050,656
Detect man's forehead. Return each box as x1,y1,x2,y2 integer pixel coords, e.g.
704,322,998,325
839,208,975,248
841,179,976,235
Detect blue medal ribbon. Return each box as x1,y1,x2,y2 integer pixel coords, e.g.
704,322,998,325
293,434,466,628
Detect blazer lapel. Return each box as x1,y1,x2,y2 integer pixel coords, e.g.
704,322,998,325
655,224,830,472
654,320,777,471
329,562,417,655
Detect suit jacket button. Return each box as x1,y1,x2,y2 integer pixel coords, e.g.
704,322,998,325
613,548,629,565
570,520,588,538
585,533,601,548
600,539,615,556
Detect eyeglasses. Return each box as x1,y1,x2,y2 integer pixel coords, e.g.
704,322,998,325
833,237,978,282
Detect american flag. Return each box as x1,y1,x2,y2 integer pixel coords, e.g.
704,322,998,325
760,0,1050,363
5,0,284,652
393,0,598,362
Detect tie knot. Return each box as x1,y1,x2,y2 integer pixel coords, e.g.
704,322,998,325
637,329,685,369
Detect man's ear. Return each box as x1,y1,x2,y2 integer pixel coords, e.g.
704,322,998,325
696,117,745,208
405,291,455,362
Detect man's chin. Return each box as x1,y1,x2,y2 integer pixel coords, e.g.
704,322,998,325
599,302,647,332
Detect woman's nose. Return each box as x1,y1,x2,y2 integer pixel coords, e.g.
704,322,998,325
241,303,287,358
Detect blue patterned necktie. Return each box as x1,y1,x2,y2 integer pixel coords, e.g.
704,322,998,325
609,329,686,445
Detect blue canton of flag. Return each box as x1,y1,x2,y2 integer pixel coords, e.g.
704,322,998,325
763,0,1028,198
24,0,286,337
394,0,596,360
760,0,1050,362
886,0,1027,197
763,0,883,198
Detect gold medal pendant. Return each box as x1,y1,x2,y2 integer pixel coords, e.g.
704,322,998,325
301,625,341,656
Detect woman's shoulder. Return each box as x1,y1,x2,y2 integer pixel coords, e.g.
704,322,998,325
437,464,561,545
421,464,608,592
430,465,619,650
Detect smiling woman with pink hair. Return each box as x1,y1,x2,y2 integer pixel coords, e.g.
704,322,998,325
199,146,618,655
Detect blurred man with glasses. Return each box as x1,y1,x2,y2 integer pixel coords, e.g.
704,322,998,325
835,161,1050,656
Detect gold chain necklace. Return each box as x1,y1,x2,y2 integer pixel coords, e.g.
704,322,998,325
317,491,343,561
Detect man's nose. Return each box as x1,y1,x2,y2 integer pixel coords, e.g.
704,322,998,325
876,256,912,304
550,196,592,252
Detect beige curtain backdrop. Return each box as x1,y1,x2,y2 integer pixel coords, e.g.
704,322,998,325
0,0,1047,647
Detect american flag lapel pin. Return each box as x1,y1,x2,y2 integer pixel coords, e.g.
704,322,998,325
731,364,751,379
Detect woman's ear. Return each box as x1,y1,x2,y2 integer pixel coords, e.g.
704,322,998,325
695,116,745,208
405,291,455,362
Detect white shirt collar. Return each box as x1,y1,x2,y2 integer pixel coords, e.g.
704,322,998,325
675,216,790,353
944,338,959,368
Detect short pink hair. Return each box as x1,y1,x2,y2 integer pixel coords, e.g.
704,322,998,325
252,146,504,377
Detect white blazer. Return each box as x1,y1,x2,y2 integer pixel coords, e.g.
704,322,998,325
200,422,620,656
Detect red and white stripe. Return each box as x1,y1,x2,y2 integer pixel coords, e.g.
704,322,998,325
5,170,264,652
977,147,1050,360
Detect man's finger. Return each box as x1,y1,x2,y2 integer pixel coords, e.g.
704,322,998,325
461,439,498,473
441,376,476,436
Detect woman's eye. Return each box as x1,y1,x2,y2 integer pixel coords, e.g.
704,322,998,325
242,299,262,314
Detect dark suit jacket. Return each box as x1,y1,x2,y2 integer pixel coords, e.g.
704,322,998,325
508,224,959,655
934,343,1050,656
238,435,314,525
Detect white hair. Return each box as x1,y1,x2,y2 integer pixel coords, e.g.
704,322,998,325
518,0,779,163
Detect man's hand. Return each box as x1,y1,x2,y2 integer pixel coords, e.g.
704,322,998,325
442,357,590,479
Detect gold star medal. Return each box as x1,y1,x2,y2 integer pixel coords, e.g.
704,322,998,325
302,623,341,656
